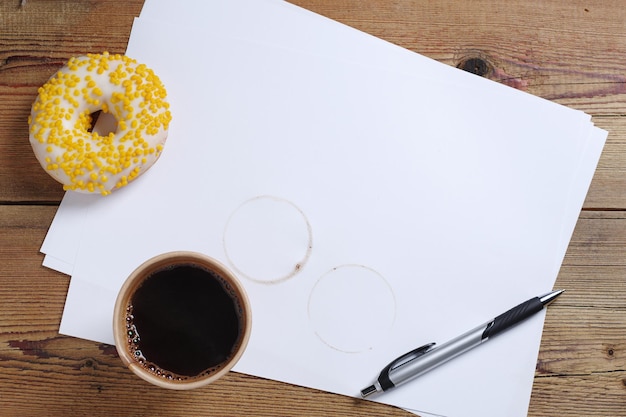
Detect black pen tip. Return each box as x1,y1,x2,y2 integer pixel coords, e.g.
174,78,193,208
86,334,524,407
361,385,378,398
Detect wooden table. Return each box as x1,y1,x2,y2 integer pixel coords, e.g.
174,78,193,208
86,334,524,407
1,1,625,415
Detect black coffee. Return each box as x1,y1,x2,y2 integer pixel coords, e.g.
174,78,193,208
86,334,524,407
125,263,242,379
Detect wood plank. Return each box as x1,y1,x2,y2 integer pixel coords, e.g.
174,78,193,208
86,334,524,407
530,372,626,417
584,117,626,209
0,342,413,417
562,211,626,269
528,210,626,416
538,305,626,374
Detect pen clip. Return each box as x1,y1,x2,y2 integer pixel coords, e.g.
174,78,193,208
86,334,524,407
378,342,436,390
388,342,436,370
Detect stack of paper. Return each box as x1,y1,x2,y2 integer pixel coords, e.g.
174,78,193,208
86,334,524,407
40,1,606,416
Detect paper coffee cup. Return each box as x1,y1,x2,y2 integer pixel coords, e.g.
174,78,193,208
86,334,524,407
113,251,251,389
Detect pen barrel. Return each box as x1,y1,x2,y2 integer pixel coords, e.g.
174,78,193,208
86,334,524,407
481,296,543,340
388,324,486,387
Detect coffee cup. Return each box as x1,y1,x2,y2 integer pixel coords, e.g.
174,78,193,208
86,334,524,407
113,251,251,390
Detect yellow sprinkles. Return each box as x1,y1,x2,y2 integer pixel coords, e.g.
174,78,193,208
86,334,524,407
28,52,171,196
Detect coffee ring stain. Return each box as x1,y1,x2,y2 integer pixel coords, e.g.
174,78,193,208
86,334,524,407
223,195,313,284
307,264,396,353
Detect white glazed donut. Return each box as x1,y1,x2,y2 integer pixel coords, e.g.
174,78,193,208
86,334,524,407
28,52,171,195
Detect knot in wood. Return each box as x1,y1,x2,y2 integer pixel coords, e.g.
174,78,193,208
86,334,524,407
457,57,490,77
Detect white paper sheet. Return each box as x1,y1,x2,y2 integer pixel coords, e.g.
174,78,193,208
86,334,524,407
45,10,608,417
39,1,607,416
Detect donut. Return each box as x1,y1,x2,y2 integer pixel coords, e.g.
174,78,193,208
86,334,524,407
28,52,171,196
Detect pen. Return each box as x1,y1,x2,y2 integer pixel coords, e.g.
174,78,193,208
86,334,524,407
360,289,564,398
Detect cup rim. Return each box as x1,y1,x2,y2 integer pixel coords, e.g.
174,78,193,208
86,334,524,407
112,251,252,390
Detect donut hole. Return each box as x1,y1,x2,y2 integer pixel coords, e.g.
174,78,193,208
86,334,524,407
88,110,118,136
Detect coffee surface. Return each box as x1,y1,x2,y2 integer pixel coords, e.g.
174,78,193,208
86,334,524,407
127,264,241,378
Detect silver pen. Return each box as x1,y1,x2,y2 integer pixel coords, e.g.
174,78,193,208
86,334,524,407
361,289,564,398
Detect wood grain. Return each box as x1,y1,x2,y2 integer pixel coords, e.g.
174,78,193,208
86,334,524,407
529,210,626,416
1,0,626,416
